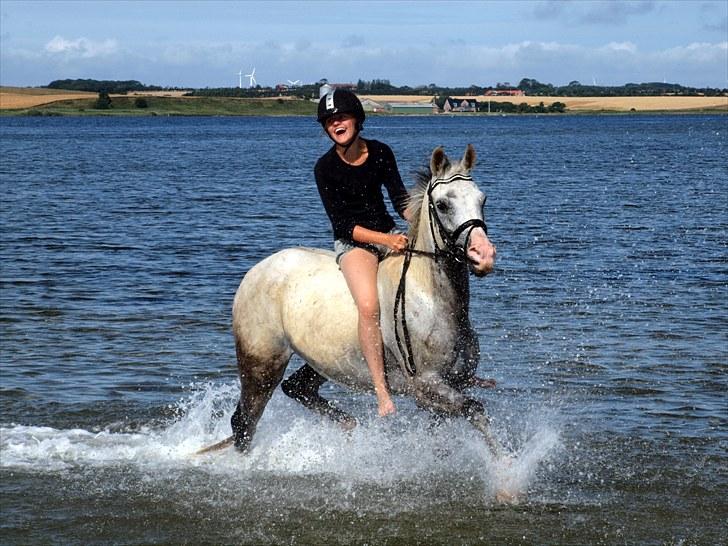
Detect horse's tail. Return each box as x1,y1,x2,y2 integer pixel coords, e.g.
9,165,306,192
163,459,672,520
195,435,234,455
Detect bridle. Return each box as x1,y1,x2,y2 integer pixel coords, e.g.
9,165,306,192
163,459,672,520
425,173,488,263
394,173,488,377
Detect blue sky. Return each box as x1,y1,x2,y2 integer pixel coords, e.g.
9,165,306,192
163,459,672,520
1,0,726,89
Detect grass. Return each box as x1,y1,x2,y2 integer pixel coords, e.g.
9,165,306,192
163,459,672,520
1,95,318,117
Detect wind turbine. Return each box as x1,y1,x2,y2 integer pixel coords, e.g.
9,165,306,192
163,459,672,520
238,69,243,89
245,68,257,87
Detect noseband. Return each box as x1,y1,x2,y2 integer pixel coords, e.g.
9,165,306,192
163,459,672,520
394,172,488,376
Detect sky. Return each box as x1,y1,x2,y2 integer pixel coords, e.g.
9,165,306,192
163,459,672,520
1,0,726,89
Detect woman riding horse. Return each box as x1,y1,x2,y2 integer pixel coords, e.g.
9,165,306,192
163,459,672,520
302,89,412,417
199,141,501,463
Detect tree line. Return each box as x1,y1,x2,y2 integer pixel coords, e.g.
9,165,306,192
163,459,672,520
478,100,566,114
46,77,726,97
515,78,725,97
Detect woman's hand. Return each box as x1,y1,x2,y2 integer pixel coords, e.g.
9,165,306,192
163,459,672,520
386,233,409,253
351,226,409,253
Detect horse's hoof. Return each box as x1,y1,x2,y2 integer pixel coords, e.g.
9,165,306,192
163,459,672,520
339,417,357,432
495,488,522,505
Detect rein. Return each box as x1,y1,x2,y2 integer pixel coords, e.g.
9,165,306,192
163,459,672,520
393,173,487,377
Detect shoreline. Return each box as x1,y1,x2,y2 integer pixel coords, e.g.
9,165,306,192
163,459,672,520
1,87,726,115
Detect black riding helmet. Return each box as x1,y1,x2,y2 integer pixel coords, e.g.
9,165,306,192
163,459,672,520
317,88,365,128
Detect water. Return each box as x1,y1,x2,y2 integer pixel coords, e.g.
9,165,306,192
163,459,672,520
1,115,726,544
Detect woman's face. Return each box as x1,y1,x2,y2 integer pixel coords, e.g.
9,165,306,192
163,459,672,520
325,113,357,145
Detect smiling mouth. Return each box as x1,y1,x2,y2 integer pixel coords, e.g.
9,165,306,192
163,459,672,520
334,127,347,135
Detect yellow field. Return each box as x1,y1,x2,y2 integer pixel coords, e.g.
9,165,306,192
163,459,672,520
0,87,98,109
485,95,727,112
125,90,191,97
362,94,728,112
0,87,198,109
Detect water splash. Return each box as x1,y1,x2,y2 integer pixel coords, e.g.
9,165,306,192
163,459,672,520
486,425,563,502
1,381,562,502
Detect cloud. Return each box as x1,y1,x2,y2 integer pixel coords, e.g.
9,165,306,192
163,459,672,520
160,41,241,67
395,40,725,87
342,34,366,48
3,32,725,89
600,41,638,54
703,15,728,34
154,38,727,88
577,0,656,24
657,41,728,64
44,35,119,58
532,1,566,20
532,0,657,25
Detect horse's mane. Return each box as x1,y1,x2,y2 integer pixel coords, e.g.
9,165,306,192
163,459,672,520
406,166,432,239
406,156,466,239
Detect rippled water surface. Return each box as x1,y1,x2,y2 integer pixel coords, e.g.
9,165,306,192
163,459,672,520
1,115,726,544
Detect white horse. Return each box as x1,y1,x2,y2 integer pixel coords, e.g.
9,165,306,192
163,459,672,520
201,145,502,458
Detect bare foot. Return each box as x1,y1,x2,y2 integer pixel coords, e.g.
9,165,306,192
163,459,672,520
377,397,396,417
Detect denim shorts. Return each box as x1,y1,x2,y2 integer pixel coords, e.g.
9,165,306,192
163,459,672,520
334,235,394,266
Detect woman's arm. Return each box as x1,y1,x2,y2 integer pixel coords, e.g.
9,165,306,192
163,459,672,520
379,143,410,222
352,225,409,252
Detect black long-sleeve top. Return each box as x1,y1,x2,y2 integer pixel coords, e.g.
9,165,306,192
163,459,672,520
314,139,409,241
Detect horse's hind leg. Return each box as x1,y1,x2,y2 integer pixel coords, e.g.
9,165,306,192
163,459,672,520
231,341,289,452
281,363,357,430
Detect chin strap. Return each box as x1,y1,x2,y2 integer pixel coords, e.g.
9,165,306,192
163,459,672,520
339,133,358,155
331,121,362,156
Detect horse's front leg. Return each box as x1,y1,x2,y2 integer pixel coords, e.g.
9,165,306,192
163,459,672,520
414,372,502,458
446,321,497,391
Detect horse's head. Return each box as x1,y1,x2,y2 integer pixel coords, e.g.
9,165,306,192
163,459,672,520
424,144,496,276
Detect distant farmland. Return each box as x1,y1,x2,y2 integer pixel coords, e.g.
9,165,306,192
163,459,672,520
2,87,726,114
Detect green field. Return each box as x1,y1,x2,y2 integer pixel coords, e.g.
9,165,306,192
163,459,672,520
3,91,725,116
1,95,318,116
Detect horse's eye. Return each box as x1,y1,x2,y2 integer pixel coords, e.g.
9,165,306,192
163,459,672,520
436,200,449,212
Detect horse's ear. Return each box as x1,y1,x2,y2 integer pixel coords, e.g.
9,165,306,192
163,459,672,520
430,146,450,176
462,144,476,171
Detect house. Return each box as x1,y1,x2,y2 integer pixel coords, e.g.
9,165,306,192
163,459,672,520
360,97,386,112
441,97,478,113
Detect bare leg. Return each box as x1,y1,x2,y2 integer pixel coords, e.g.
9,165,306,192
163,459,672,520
340,248,395,416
